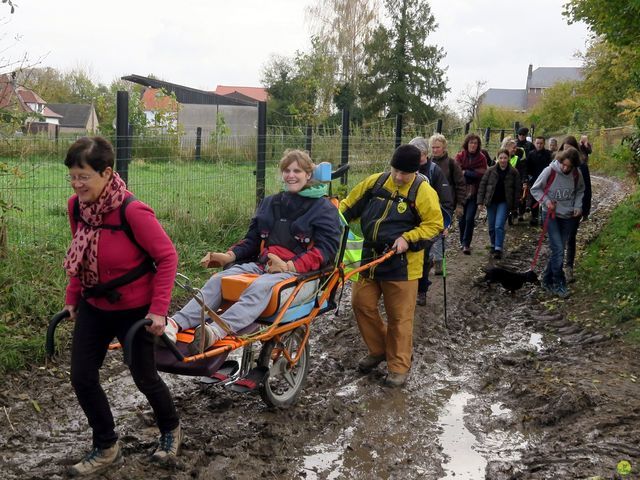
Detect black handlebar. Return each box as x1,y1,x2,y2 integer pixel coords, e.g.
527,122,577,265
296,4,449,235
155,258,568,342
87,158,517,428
46,310,71,358
123,318,184,366
331,164,350,180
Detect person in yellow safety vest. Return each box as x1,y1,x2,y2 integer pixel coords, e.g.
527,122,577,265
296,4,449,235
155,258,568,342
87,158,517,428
339,144,443,388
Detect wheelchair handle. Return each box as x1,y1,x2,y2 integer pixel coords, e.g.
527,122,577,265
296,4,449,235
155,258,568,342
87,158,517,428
331,164,350,180
123,318,184,366
46,309,71,358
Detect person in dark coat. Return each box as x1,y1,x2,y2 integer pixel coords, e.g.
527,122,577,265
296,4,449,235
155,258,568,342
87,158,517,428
409,136,453,306
477,148,521,259
560,136,592,283
525,136,552,226
516,127,535,155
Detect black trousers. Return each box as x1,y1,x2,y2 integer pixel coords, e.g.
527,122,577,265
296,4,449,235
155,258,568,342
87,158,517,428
70,299,179,449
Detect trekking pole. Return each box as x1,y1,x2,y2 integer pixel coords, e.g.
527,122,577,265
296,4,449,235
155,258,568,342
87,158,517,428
442,234,448,329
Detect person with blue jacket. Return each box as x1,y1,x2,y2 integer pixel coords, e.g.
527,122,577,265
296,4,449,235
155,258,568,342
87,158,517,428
530,146,585,298
165,149,342,351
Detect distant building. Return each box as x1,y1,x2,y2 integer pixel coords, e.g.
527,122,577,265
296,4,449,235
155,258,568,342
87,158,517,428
480,64,583,112
214,85,268,103
0,73,63,135
122,74,258,138
47,103,99,134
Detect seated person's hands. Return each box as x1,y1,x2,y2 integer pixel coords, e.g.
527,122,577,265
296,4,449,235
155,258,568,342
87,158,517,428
266,253,296,273
200,251,236,268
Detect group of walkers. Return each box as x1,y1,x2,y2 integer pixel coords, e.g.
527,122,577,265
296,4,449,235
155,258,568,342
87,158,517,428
58,130,591,475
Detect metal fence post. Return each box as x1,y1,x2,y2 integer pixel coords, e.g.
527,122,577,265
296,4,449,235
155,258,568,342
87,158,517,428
116,91,130,185
464,121,471,135
484,127,491,147
436,119,443,134
395,114,403,148
341,109,350,185
305,124,312,154
514,121,520,135
500,129,506,142
195,127,202,161
256,101,267,205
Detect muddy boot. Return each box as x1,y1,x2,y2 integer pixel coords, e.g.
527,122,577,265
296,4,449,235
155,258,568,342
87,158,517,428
416,291,427,306
69,442,122,477
152,424,182,463
384,372,408,388
565,267,575,284
358,354,386,373
434,260,443,276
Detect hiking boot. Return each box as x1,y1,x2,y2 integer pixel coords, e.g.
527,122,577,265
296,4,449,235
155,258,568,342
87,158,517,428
69,442,122,477
565,267,575,284
553,284,570,299
358,353,386,373
462,246,471,255
151,424,182,462
384,372,408,388
416,291,427,306
493,250,503,260
434,260,443,275
541,280,554,293
189,324,223,355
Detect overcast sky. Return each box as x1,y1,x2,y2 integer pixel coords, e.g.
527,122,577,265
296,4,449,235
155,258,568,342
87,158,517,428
3,0,590,111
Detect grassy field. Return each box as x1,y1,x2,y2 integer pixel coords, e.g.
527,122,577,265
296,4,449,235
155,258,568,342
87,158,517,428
0,130,637,373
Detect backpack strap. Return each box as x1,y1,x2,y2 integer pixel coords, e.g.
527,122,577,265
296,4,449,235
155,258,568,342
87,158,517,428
74,195,146,256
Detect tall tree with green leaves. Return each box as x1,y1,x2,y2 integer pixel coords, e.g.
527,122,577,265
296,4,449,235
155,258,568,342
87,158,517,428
359,0,447,124
306,0,379,109
563,0,640,48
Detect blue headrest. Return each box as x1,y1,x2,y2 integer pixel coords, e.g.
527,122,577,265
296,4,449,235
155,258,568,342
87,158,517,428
313,162,332,182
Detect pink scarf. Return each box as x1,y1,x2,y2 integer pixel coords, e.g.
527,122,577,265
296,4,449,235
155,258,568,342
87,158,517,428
63,173,127,287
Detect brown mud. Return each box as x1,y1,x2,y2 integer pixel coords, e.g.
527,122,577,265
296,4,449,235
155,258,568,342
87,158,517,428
1,175,639,479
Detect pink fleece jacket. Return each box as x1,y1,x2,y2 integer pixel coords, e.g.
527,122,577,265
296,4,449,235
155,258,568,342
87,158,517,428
64,194,178,316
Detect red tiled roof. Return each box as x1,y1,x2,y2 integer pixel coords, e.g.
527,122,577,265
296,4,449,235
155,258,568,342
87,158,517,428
16,87,46,105
42,106,63,118
214,85,268,102
141,88,179,111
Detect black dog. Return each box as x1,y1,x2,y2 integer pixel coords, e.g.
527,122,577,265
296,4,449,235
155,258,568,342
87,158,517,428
483,267,539,293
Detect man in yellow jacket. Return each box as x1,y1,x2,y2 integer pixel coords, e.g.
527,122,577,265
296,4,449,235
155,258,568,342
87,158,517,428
340,145,443,387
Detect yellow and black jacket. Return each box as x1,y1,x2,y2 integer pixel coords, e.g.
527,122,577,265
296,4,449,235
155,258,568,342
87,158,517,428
340,172,443,281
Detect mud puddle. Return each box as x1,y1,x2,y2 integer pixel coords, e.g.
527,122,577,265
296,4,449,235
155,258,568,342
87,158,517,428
1,175,639,479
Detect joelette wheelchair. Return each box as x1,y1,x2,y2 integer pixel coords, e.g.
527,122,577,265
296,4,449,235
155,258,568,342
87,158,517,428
46,164,394,408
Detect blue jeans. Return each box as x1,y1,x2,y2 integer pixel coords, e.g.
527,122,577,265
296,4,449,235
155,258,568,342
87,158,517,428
458,197,478,248
487,202,509,251
543,215,578,287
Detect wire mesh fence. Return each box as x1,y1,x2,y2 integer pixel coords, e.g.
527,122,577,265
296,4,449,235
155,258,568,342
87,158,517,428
0,125,633,253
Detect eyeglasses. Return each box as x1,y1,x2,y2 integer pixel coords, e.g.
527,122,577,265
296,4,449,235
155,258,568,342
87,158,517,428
65,173,96,184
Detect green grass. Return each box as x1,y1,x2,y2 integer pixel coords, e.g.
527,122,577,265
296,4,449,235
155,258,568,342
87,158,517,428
575,188,640,339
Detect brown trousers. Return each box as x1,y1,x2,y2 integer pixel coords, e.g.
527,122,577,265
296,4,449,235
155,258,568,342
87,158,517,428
351,278,418,374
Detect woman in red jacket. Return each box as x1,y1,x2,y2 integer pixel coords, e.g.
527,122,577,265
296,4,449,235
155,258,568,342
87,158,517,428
62,137,180,476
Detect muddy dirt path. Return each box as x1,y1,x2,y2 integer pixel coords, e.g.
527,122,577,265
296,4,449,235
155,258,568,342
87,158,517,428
1,176,638,480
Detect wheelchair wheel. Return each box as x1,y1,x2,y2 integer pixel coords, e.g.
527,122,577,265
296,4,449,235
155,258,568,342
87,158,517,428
258,326,309,408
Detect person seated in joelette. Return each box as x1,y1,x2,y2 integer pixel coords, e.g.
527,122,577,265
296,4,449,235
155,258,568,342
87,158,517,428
165,149,342,352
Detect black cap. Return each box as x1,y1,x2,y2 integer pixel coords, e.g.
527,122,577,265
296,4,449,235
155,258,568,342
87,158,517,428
517,127,529,136
390,144,421,173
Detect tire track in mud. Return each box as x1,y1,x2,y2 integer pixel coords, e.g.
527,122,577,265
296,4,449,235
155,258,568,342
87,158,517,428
0,176,637,480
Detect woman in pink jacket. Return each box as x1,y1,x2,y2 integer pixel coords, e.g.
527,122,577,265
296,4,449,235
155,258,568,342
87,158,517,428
62,137,180,476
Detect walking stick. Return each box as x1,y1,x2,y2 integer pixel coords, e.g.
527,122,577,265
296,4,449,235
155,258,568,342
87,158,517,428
442,233,448,329
441,209,452,329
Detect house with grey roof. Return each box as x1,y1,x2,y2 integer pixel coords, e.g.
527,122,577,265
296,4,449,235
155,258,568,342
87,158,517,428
480,64,583,112
47,103,99,134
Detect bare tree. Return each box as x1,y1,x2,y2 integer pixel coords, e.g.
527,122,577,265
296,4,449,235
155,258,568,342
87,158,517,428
306,0,379,96
456,80,487,124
